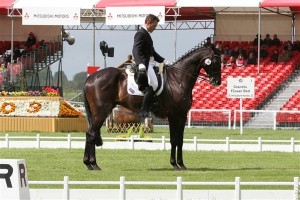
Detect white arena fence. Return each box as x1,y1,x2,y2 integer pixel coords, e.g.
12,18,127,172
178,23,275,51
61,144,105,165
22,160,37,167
165,109,300,129
28,176,299,200
1,134,299,152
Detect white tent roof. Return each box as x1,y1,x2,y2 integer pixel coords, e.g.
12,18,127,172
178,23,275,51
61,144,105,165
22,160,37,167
13,0,99,9
176,0,262,8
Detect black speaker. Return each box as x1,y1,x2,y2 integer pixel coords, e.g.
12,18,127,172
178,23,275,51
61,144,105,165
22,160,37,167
108,47,114,57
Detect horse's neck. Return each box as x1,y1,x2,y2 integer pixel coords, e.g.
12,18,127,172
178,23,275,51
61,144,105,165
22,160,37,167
169,61,199,91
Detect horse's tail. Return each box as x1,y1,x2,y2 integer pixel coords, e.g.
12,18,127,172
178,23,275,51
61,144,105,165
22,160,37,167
83,87,92,126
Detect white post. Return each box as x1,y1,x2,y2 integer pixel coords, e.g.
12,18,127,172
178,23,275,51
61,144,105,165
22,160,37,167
226,137,230,152
5,133,9,148
291,137,295,153
120,176,126,200
162,136,166,150
177,177,183,200
130,135,134,150
228,110,231,129
233,110,236,129
36,134,40,149
67,134,71,149
240,98,243,135
258,137,262,152
294,177,299,200
63,176,69,200
273,112,277,130
194,136,197,151
187,110,191,128
235,177,241,200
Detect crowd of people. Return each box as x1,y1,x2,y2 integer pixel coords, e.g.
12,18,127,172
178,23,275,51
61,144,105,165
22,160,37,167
0,32,44,67
209,34,300,69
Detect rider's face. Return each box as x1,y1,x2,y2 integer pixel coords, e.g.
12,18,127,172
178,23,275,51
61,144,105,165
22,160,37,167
146,20,158,33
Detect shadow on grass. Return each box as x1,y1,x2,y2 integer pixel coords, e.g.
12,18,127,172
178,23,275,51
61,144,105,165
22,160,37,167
149,167,263,172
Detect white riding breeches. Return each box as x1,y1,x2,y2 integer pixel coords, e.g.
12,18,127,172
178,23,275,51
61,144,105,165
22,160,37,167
147,60,158,91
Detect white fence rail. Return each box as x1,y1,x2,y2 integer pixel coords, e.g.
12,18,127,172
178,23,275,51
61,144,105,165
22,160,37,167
185,109,300,129
1,134,300,152
28,176,299,200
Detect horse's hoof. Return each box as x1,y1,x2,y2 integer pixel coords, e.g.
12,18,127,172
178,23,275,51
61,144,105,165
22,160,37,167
180,165,188,171
86,164,94,170
91,164,101,170
173,165,181,171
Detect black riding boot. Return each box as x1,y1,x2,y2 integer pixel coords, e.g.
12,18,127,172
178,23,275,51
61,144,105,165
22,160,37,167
140,86,154,119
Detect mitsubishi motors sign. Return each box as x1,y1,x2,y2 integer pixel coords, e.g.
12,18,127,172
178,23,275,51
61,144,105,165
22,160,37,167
105,6,165,25
22,7,80,25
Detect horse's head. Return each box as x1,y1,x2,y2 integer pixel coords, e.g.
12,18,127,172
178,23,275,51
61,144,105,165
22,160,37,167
201,48,222,87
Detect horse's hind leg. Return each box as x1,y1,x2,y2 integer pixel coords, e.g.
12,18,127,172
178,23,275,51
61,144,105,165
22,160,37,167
84,115,108,170
83,140,101,170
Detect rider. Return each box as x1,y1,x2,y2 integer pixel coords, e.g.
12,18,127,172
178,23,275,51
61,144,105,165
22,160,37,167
132,14,167,119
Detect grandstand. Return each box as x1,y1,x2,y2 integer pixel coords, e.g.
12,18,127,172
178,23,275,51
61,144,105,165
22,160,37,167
0,38,62,92
190,40,300,127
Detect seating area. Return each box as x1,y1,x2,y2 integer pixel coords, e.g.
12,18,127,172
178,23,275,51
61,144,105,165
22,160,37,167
276,90,300,123
191,41,300,123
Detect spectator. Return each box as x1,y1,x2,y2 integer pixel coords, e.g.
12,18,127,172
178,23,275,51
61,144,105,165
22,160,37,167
286,44,294,59
236,54,246,67
226,56,236,68
203,37,214,49
230,46,239,59
12,46,22,62
223,45,231,57
220,54,227,68
270,49,279,63
260,45,269,59
26,32,37,48
247,52,257,65
262,34,272,47
292,40,300,51
278,49,289,63
253,34,263,46
238,46,248,59
271,34,281,47
247,46,258,58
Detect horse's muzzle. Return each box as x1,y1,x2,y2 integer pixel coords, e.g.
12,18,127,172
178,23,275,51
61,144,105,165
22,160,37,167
210,77,221,87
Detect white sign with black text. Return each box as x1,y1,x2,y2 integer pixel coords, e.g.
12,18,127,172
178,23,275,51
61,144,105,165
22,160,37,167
22,7,80,25
0,159,30,200
105,6,165,25
227,77,255,99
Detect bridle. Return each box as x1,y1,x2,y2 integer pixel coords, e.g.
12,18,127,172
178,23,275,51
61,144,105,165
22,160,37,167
167,51,221,83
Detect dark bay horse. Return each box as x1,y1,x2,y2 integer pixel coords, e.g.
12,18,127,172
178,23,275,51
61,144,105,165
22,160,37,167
83,47,221,170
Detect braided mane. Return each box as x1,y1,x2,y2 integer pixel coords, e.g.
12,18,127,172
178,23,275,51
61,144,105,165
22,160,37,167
173,43,206,65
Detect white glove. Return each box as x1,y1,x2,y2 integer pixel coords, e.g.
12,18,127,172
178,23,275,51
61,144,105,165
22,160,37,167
138,64,146,72
164,60,173,65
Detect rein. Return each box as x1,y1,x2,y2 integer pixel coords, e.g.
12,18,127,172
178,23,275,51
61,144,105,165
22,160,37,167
167,53,220,83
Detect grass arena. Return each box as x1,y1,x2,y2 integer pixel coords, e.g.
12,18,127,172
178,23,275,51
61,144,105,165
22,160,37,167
1,128,299,189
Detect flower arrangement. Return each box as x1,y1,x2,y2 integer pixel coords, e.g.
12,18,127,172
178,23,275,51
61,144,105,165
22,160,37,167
59,100,83,117
0,87,60,97
0,99,83,117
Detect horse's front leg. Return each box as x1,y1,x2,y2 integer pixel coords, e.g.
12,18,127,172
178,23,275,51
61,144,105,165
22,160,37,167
170,144,180,171
168,113,188,171
177,144,187,170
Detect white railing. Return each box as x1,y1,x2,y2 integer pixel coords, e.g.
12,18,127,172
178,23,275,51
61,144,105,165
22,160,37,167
1,134,299,152
233,110,300,130
28,176,299,200
187,109,232,129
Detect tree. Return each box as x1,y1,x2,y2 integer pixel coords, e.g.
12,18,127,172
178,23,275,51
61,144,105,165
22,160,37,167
72,72,88,90
53,71,68,87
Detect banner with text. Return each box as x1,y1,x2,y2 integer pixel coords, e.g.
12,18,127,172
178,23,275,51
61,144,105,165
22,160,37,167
22,7,80,25
105,6,165,25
